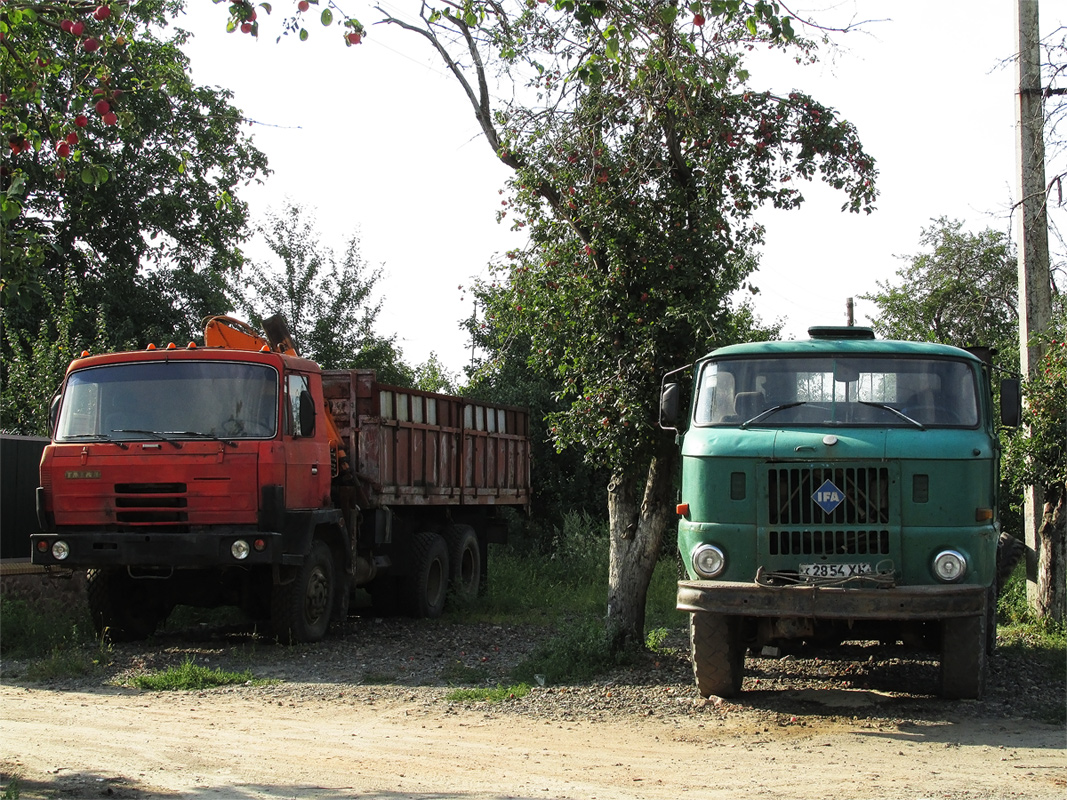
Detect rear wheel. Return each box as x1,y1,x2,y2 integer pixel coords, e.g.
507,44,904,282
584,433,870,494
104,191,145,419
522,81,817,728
403,532,449,618
271,539,335,644
86,568,164,642
940,612,987,699
444,524,481,602
690,612,745,698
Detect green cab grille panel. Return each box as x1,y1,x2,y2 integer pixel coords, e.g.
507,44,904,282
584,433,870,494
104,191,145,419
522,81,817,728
767,528,891,556
767,466,891,526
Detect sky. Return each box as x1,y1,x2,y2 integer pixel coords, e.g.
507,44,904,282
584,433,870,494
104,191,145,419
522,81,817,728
175,1,1064,375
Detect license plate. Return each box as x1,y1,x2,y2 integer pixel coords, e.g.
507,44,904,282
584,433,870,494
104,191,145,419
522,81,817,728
799,562,873,578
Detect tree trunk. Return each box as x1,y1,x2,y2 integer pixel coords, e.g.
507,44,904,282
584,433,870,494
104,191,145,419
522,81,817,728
605,443,679,649
1035,483,1066,621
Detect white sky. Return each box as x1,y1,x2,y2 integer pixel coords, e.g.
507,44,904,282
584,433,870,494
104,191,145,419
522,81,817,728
176,1,1064,375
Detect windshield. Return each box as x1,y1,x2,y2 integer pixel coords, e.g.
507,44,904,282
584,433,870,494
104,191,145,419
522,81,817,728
55,360,280,441
693,355,980,428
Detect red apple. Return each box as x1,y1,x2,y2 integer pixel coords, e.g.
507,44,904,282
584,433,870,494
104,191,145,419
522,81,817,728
71,20,85,36
347,32,362,44
298,0,309,10
60,19,74,33
66,132,79,145
95,99,110,115
55,141,71,158
74,114,89,128
93,6,111,21
102,111,118,126
694,14,705,26
240,22,252,33
83,37,100,53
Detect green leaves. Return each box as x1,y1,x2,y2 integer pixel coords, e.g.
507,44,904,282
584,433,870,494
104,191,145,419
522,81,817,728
79,165,110,185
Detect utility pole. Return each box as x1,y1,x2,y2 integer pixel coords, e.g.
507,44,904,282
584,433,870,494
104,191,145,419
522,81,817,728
1014,0,1053,607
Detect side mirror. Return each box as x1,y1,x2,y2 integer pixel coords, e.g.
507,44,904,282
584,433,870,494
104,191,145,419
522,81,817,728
298,390,316,437
1000,378,1021,427
660,383,681,430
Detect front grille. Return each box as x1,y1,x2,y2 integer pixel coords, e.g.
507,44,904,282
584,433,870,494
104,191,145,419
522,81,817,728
768,466,890,526
768,529,891,556
114,483,189,525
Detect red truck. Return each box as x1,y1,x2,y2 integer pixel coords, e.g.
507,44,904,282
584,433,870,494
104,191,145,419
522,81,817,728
31,316,530,642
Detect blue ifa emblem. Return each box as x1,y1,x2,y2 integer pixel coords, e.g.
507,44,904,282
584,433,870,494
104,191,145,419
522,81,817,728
813,479,846,514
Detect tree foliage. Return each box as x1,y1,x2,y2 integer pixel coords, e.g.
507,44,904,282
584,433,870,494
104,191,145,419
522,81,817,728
240,199,414,383
370,2,875,644
860,218,1019,373
1,0,269,351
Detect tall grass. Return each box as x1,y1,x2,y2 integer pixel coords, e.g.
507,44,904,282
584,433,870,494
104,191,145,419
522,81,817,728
0,596,107,680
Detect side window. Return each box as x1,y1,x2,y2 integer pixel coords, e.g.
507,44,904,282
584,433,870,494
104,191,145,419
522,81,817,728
285,374,312,437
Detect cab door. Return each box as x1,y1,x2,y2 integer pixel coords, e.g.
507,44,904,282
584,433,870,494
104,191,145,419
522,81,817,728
283,371,330,509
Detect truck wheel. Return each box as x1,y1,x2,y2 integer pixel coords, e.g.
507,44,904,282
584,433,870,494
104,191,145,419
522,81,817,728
86,568,162,642
445,524,481,602
271,540,335,644
940,612,988,699
404,532,449,619
690,612,745,698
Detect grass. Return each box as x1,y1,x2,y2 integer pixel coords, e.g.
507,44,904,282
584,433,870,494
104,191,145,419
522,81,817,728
445,683,531,703
129,655,264,691
0,596,108,681
1,773,20,800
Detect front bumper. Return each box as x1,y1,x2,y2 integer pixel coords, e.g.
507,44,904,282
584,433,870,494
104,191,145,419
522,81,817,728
30,529,285,569
677,579,987,621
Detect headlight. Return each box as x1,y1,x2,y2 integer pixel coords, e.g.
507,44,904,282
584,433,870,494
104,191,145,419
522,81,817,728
51,540,70,561
231,539,251,560
933,549,967,582
691,544,726,578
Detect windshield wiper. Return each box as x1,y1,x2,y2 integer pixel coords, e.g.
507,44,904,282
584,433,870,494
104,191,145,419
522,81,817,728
858,401,925,430
111,429,183,448
740,402,806,429
161,430,238,448
59,433,129,449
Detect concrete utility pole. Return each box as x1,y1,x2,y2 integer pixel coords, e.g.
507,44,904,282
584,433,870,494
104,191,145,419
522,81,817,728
1014,0,1053,606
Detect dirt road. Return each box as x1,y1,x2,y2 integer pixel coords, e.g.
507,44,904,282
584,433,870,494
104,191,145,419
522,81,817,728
1,618,1064,799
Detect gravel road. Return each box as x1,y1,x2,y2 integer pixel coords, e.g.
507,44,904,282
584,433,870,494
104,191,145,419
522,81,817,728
1,613,1065,799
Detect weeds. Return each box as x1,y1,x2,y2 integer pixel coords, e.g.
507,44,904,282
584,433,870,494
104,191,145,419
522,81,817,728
129,655,263,691
1,773,20,800
445,683,531,703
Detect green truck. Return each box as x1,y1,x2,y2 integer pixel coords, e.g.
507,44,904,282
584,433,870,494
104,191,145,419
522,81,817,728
660,326,1021,699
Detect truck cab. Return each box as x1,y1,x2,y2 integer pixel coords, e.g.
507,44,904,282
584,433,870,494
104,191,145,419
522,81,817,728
662,326,1020,699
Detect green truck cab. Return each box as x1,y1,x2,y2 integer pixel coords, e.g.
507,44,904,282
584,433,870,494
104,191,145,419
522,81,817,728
660,326,1021,699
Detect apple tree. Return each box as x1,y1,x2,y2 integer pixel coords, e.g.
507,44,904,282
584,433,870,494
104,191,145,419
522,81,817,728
372,1,877,646
1,1,269,432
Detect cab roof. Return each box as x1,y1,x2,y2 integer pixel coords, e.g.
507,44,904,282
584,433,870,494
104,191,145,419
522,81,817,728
701,327,982,362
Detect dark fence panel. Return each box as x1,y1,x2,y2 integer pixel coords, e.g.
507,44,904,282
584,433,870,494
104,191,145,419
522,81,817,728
1,435,48,559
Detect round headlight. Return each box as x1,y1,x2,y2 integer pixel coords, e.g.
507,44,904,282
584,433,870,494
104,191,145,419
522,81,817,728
933,549,967,582
231,539,251,560
691,544,726,578
51,540,70,561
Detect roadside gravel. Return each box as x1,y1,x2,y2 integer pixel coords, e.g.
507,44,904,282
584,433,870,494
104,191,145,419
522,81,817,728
6,611,1060,727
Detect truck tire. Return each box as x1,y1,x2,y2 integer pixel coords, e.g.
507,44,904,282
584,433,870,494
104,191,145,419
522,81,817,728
690,612,745,698
445,524,481,602
939,612,987,699
86,568,162,642
271,539,335,644
404,532,449,619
